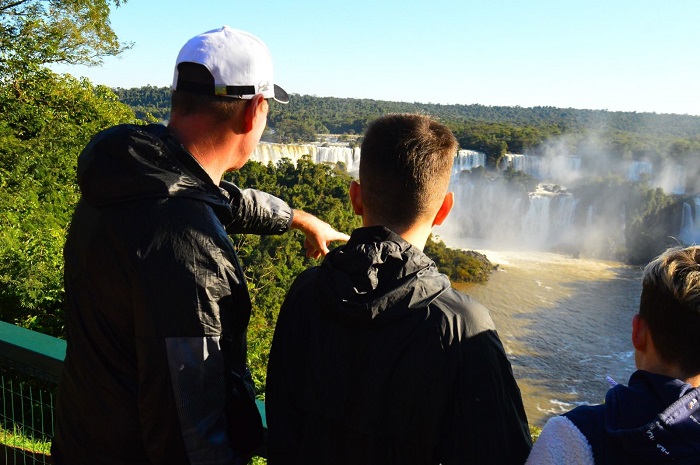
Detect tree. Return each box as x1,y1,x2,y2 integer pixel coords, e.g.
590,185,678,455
0,0,137,333
0,0,129,73
0,65,137,334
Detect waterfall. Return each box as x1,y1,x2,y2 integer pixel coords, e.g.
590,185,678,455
445,175,586,251
521,190,581,249
679,197,700,245
503,154,581,183
503,154,543,178
316,146,361,173
251,143,360,173
453,150,486,173
626,161,653,182
654,163,686,195
520,194,553,247
548,156,582,184
252,143,483,177
252,143,316,166
443,167,632,255
503,154,688,196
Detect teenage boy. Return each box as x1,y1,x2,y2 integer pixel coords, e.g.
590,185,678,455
266,113,533,465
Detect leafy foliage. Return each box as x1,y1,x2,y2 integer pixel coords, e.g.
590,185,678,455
0,0,135,333
624,185,681,265
0,66,137,333
424,238,495,283
112,85,170,122
0,0,129,72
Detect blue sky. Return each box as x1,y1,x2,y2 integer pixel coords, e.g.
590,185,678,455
54,0,700,116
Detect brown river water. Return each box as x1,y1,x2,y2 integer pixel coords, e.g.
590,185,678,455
438,234,642,428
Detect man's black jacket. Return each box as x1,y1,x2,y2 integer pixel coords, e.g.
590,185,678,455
53,124,292,465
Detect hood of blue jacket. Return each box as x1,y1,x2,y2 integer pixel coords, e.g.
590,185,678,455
605,370,700,463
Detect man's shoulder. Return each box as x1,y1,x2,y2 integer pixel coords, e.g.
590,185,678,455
90,122,162,144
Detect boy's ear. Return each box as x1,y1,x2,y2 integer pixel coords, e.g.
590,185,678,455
632,313,648,352
349,180,363,216
432,192,454,226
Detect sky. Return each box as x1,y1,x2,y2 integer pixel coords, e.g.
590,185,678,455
53,0,700,116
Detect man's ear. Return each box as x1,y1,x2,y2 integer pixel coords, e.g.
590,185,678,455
243,94,266,132
349,180,363,216
432,192,454,226
632,313,648,352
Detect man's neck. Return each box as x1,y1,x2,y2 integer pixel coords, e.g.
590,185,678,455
167,118,240,185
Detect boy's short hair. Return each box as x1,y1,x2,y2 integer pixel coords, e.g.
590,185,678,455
639,245,700,375
171,62,248,119
359,113,457,229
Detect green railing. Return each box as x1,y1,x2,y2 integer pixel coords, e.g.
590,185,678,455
0,321,62,465
0,321,268,464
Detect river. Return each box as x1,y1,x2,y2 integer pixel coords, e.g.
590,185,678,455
437,233,643,428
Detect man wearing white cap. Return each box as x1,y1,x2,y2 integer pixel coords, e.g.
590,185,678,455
52,26,349,465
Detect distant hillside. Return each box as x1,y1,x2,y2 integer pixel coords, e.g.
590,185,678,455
114,86,700,166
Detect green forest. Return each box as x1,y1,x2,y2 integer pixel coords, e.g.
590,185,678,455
116,85,700,168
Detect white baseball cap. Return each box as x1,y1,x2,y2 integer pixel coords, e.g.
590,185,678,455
172,26,289,104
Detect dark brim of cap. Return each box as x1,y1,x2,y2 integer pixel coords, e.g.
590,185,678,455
274,84,289,104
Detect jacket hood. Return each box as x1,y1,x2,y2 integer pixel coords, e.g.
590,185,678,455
76,124,230,214
316,226,451,323
605,370,700,463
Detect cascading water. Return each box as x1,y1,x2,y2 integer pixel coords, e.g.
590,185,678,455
252,143,317,166
446,175,599,253
250,143,695,250
251,143,361,174
252,143,487,177
654,163,686,195
503,154,544,178
453,149,486,174
502,154,582,185
627,160,653,181
680,196,700,245
316,146,362,173
451,150,699,254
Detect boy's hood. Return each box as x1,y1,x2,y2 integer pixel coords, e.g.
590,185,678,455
605,370,700,463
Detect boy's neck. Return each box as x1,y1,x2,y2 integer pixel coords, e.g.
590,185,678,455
362,216,432,251
686,374,700,388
